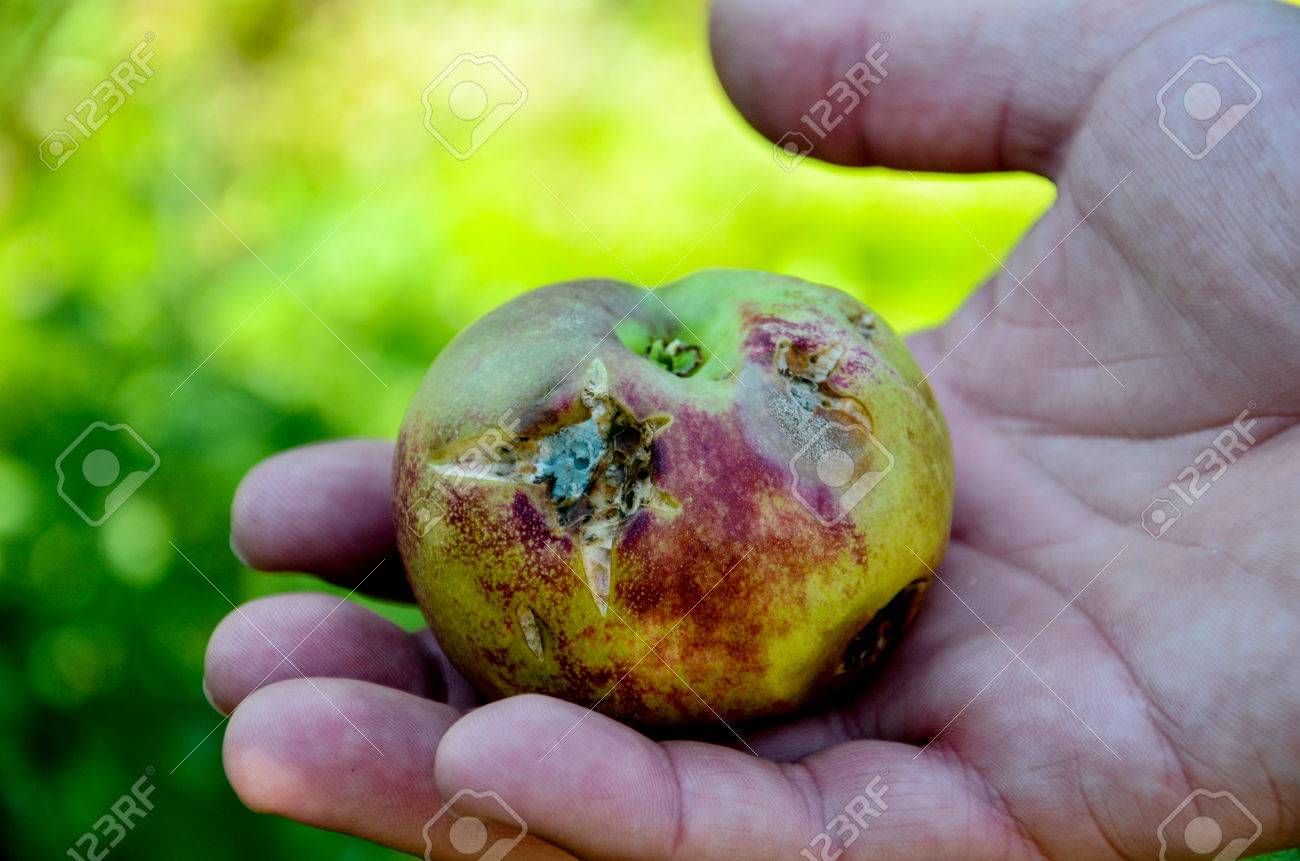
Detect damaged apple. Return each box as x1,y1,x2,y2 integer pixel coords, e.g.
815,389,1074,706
395,269,954,727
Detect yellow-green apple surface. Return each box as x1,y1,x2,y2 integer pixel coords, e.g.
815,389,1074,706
395,270,953,726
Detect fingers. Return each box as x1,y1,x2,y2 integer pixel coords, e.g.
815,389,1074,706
204,593,475,714
709,0,1175,176
223,679,574,860
231,439,412,600
434,694,1030,860
436,695,799,859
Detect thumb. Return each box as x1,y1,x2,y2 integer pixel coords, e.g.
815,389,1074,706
709,0,1180,177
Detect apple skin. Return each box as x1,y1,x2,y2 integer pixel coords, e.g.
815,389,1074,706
395,269,953,727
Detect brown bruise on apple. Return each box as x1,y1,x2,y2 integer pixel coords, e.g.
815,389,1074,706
836,577,929,678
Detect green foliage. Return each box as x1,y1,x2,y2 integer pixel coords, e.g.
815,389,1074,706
0,0,1066,857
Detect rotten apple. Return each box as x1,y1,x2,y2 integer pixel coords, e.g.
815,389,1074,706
394,269,953,727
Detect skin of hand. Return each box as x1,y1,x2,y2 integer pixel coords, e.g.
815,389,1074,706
204,0,1300,858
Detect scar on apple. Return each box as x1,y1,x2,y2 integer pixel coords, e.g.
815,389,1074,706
774,338,871,426
836,577,930,677
517,605,551,659
852,310,877,341
426,359,677,615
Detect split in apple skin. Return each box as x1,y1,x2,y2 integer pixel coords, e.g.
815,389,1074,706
395,269,954,728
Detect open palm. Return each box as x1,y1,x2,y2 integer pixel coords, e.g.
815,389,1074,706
205,0,1299,857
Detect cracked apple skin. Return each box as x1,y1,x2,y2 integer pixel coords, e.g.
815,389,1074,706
394,269,953,727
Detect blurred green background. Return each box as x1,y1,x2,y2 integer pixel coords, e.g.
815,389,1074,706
0,1,1287,859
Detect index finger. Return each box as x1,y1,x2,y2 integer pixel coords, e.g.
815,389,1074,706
231,439,413,601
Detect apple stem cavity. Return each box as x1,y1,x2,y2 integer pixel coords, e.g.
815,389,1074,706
645,337,703,377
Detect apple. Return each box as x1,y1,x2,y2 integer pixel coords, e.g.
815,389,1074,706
395,269,953,727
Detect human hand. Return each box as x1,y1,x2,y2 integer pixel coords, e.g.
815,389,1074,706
205,0,1300,857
